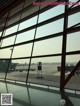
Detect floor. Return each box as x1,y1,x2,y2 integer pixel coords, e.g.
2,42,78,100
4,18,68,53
0,81,80,106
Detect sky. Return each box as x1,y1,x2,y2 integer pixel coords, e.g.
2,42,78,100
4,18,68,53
0,0,80,63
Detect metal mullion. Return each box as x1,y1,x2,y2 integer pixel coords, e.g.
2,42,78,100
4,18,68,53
0,32,63,49
60,0,69,90
0,4,80,32
2,5,55,31
1,53,61,60
67,25,80,33
0,50,80,61
66,50,80,55
0,25,80,50
2,14,65,40
1,4,80,40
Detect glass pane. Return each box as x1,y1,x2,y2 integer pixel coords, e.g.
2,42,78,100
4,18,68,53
5,25,18,36
12,43,32,58
19,16,37,31
0,60,7,79
68,12,80,28
33,37,62,56
6,83,30,105
0,32,2,36
6,59,30,82
16,29,35,44
0,48,11,58
66,55,80,65
39,5,64,23
1,36,15,47
28,57,61,87
67,32,80,52
36,19,64,38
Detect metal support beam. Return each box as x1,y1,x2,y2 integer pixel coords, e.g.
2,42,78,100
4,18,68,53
60,0,68,90
0,4,80,32
0,50,80,61
64,61,80,86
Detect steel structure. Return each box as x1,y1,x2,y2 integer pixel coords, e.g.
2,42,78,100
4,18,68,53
0,0,80,90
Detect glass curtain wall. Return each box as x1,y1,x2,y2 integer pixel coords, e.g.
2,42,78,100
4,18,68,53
0,0,80,90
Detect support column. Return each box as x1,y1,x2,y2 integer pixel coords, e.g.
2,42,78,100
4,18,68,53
60,0,68,90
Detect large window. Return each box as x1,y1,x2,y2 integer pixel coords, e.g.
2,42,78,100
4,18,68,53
0,0,80,90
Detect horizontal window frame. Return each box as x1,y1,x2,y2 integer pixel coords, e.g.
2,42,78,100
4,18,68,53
0,50,80,60
0,25,80,50
0,5,80,33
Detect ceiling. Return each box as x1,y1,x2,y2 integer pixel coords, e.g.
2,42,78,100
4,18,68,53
0,0,15,11
0,0,24,18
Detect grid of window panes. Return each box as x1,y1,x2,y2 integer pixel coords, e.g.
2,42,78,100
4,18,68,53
0,0,80,90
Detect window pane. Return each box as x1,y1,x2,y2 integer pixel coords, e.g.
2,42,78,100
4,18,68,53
39,5,64,23
67,32,80,52
28,57,61,87
6,59,30,82
33,37,62,56
0,32,2,36
19,16,37,30
5,25,18,36
36,19,64,38
0,60,7,79
0,48,11,58
16,29,35,44
12,44,32,58
68,12,80,28
1,36,15,47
